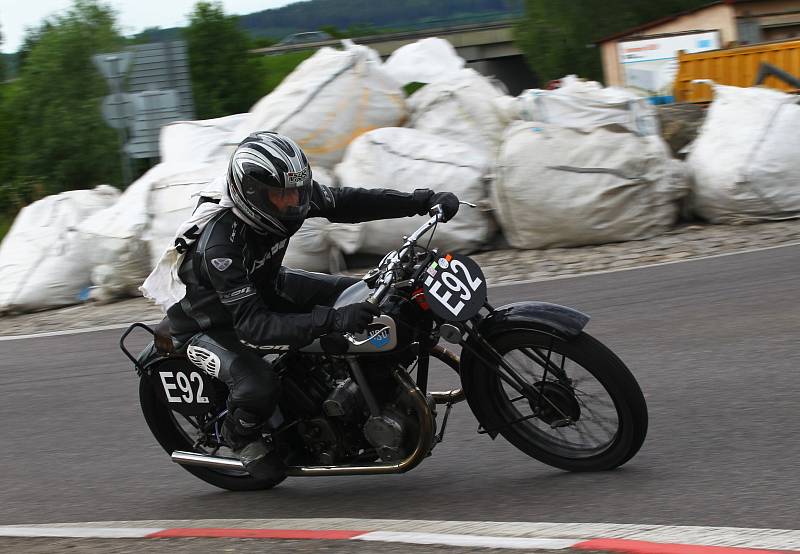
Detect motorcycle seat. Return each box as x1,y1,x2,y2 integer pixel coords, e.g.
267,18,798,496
154,317,177,355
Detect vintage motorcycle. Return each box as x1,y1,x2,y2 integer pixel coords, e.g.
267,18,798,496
120,205,648,491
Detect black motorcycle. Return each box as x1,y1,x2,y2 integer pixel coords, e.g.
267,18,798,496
121,205,648,491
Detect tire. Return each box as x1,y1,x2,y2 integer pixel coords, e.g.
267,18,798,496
461,328,648,471
139,375,285,491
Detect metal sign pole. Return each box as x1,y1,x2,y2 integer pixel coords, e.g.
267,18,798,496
93,52,134,186
109,58,133,186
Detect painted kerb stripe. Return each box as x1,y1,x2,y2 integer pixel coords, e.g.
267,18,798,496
0,526,797,552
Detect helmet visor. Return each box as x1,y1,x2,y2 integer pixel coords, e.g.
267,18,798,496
242,175,311,223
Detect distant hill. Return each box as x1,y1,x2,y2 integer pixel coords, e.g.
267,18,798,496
136,0,522,43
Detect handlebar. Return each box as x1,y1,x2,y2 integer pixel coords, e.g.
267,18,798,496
365,201,475,305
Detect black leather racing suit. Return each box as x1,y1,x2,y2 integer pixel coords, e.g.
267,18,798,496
167,181,435,441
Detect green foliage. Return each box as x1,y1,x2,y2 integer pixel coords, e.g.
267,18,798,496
184,1,263,118
319,25,346,39
0,0,124,211
516,0,711,82
253,50,315,96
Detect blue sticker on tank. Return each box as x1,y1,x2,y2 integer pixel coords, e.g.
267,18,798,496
368,328,391,347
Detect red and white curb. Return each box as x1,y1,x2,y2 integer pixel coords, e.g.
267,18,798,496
0,520,798,552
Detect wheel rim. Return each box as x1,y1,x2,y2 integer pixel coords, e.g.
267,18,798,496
493,339,621,460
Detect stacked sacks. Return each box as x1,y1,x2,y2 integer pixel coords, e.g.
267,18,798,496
687,84,800,223
282,167,364,273
77,163,223,302
406,68,508,156
383,37,465,86
335,127,494,254
159,114,249,165
231,40,406,169
498,75,660,136
494,121,688,249
0,186,120,313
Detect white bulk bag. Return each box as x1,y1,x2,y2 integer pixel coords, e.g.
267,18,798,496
282,219,363,273
144,164,225,266
688,85,800,222
283,167,363,273
231,41,406,169
160,113,249,165
0,186,119,313
407,68,507,155
77,162,225,302
502,75,659,136
493,121,688,249
335,127,494,255
383,37,465,85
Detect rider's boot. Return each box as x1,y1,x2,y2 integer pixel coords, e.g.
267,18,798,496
222,408,284,481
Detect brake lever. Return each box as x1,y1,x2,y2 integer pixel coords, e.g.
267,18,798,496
428,201,477,218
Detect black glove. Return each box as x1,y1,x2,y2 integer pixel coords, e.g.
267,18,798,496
429,191,460,222
331,302,381,334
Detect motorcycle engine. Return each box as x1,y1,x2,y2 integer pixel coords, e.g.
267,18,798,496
321,374,434,463
363,406,416,462
288,355,436,465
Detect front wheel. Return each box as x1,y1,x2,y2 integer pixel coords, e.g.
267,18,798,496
139,371,285,491
461,329,648,471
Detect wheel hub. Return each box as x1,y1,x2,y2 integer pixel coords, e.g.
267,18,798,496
528,381,581,425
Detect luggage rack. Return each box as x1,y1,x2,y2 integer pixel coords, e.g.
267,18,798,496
119,322,155,374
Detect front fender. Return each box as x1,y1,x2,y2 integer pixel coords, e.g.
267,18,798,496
478,301,590,340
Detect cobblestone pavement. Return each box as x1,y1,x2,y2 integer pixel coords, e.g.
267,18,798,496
1,219,799,337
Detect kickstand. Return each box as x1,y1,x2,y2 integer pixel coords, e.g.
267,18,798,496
435,401,454,444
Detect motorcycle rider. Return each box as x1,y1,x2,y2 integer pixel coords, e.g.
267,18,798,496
168,131,460,480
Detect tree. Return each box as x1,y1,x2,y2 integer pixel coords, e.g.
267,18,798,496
2,0,124,199
184,1,262,119
515,0,711,82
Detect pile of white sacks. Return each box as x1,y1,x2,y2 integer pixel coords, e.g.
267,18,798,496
1,38,797,313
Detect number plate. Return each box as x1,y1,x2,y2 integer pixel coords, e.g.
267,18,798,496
151,359,217,416
422,252,487,322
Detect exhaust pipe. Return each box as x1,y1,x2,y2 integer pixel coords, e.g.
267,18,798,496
172,369,435,476
172,450,244,470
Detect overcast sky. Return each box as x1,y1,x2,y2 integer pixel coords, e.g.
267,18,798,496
0,0,296,53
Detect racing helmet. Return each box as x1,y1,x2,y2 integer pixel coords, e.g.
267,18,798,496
227,131,312,237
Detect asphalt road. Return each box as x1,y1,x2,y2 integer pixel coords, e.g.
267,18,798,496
1,246,798,528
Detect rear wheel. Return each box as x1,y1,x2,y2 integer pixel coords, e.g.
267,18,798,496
139,375,285,491
462,329,648,471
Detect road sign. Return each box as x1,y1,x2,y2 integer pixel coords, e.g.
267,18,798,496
101,93,134,129
92,52,133,82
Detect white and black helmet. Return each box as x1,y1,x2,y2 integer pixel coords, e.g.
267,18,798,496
227,131,312,237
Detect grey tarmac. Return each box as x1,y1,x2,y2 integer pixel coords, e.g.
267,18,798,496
0,244,798,531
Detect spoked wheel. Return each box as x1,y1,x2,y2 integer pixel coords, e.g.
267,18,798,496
464,329,648,471
139,375,285,491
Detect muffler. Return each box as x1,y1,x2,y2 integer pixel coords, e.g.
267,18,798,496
172,369,435,477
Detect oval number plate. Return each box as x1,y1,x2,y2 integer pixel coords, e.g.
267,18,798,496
422,252,487,322
152,359,216,416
